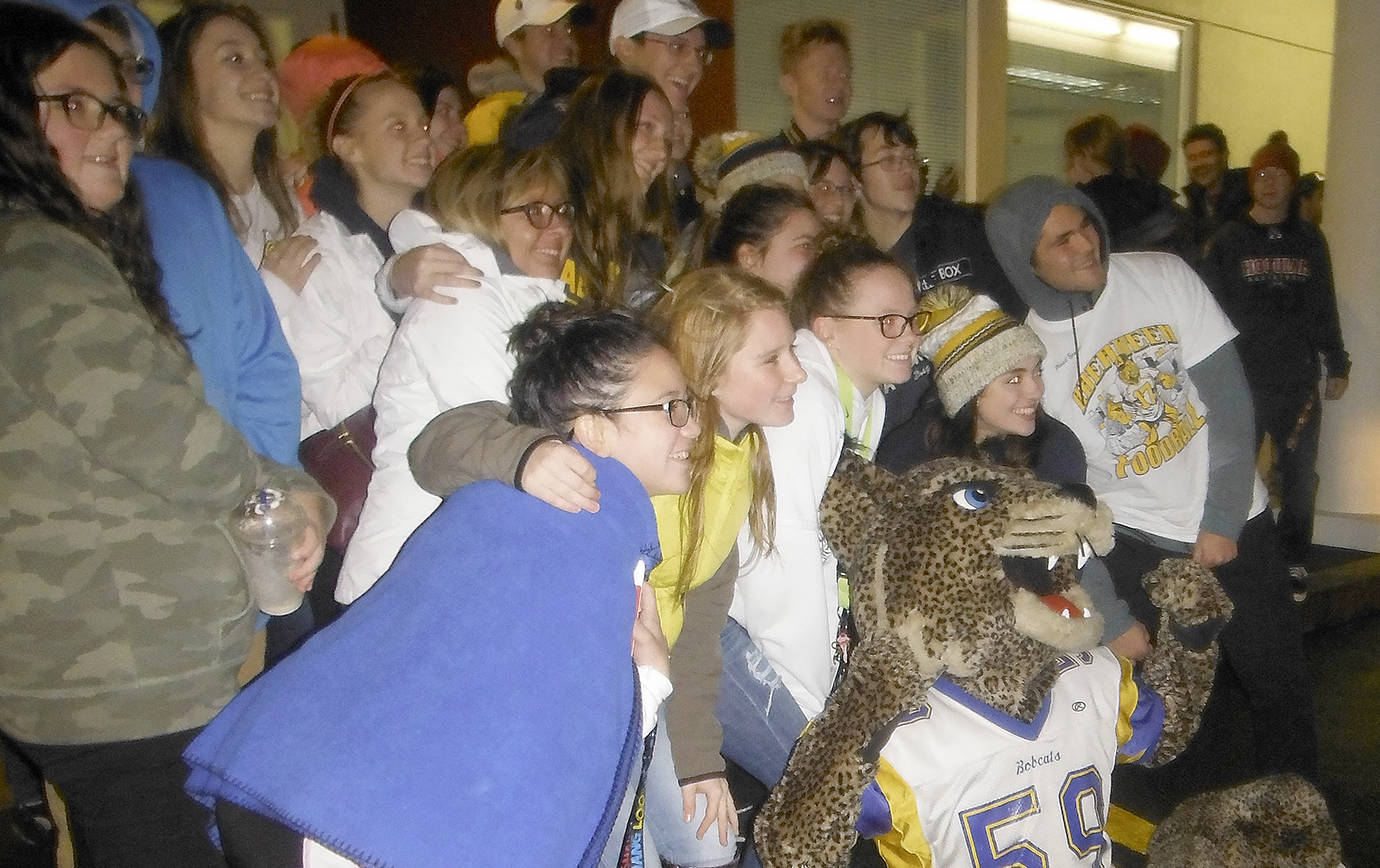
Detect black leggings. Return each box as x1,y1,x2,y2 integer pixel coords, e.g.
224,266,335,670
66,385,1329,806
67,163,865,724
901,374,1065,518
12,728,225,867
215,800,305,868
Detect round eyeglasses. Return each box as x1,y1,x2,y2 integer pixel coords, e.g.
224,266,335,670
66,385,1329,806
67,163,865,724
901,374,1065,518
820,311,929,339
602,397,695,428
499,200,576,230
37,92,145,137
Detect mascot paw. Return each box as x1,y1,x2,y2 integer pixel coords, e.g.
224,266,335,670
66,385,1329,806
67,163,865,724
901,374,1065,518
1143,558,1234,651
1147,774,1343,868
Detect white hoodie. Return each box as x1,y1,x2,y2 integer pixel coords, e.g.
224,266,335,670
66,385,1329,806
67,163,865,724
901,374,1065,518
729,329,886,719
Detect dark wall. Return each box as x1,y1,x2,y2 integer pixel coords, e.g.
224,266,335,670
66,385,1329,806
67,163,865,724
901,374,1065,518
344,0,735,133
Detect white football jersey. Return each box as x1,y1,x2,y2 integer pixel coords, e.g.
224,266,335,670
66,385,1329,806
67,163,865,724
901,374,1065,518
858,648,1163,867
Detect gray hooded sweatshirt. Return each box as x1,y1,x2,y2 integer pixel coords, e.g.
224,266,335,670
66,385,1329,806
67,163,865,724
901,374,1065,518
983,177,1258,546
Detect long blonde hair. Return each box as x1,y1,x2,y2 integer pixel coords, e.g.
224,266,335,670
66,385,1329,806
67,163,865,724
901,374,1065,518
647,266,787,595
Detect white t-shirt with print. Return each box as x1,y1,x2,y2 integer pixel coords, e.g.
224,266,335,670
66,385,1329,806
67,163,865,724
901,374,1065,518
1027,252,1267,543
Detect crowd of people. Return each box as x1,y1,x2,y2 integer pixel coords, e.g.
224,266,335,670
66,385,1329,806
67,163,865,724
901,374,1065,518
0,0,1351,865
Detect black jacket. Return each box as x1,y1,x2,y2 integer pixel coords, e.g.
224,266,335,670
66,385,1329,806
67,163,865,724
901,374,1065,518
1181,167,1251,257
1198,214,1350,390
890,196,1024,317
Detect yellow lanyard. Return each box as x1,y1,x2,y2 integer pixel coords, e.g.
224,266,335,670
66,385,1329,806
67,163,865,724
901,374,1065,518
835,364,875,461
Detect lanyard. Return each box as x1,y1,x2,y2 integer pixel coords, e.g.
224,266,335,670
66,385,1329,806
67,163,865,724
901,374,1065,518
835,363,875,460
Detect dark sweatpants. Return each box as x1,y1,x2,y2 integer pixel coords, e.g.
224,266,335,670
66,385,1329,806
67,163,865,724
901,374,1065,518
1255,383,1323,565
1102,512,1317,780
13,728,225,867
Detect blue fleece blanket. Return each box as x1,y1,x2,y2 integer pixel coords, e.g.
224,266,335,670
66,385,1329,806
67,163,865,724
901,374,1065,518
184,449,661,867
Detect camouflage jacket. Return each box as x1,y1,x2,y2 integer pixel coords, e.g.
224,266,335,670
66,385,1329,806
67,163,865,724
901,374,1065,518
0,212,315,745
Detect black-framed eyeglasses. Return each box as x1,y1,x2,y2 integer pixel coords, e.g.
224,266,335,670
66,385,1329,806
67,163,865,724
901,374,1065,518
37,92,145,136
639,33,713,67
499,200,575,230
118,54,155,86
602,397,695,428
820,311,929,339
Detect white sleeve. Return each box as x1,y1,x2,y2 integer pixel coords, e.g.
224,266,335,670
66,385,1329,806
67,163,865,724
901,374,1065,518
731,369,844,719
637,666,673,737
373,254,411,316
281,243,394,430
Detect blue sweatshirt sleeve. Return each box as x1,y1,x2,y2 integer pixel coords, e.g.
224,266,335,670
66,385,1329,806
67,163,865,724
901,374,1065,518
131,156,303,466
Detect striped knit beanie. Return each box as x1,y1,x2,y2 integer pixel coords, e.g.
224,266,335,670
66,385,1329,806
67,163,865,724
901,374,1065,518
916,284,1046,415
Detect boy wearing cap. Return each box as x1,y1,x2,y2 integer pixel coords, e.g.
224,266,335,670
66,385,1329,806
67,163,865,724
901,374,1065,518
610,0,732,229
983,176,1316,790
465,0,593,145
1199,142,1350,593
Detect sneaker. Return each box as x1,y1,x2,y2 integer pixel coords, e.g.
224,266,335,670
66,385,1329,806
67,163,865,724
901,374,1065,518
1287,564,1309,603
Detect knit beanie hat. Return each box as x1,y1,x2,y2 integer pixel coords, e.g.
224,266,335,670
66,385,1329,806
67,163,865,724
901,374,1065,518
693,131,808,212
916,284,1047,415
1249,141,1300,183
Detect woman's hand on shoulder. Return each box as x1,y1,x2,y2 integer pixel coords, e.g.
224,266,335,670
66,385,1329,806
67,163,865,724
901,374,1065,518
262,235,322,293
389,243,482,305
521,440,600,513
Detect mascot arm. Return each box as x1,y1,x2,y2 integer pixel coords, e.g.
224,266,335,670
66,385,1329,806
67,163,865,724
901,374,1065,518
1136,558,1233,764
756,631,936,868
859,759,936,868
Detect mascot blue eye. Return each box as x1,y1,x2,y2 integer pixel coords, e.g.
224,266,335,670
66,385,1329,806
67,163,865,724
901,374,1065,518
952,483,995,511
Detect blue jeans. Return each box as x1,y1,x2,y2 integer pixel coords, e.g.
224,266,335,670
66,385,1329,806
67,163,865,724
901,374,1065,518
715,618,808,788
643,710,739,867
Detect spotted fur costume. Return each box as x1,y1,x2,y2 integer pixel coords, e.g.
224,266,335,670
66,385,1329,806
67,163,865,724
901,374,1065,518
755,455,1232,867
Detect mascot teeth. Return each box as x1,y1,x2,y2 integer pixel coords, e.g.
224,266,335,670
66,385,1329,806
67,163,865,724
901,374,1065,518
1046,555,1058,571
1077,538,1092,569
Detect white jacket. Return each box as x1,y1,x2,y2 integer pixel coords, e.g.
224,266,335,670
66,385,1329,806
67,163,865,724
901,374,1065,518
335,211,568,604
729,329,886,719
263,211,394,438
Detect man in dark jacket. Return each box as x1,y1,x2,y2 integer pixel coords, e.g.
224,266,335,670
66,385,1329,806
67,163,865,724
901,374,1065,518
1181,122,1251,256
1198,141,1350,591
842,112,1021,468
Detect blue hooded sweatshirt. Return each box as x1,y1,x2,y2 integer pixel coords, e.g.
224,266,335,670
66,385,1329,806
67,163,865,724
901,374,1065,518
37,0,303,466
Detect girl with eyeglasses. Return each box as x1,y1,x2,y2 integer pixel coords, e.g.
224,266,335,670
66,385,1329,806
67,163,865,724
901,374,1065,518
407,267,805,865
151,4,311,286
797,140,858,227
184,303,699,867
380,68,676,317
335,143,575,604
0,6,329,864
732,236,921,742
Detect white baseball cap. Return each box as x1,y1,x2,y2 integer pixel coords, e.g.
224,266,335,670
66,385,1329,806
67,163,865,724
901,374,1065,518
607,0,733,54
494,0,593,46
